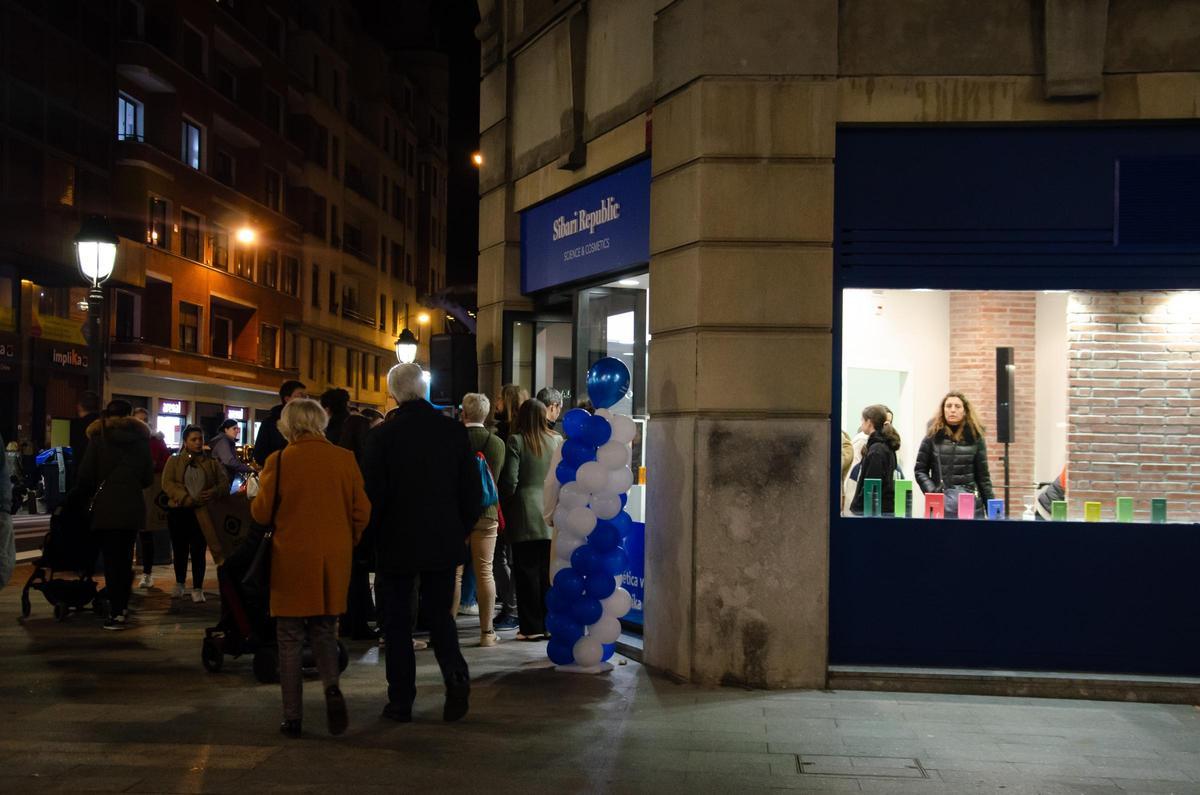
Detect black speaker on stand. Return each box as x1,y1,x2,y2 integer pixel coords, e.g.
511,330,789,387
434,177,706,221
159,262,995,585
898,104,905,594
996,347,1015,517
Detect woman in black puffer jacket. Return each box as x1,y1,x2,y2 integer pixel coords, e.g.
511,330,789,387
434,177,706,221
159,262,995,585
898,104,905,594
914,391,994,518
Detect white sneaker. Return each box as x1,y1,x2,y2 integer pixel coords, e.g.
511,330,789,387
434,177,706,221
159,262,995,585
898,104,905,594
138,573,153,589
172,583,186,599
191,589,206,603
458,604,479,616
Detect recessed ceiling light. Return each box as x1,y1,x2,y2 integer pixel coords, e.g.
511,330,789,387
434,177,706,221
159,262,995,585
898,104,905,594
619,279,639,286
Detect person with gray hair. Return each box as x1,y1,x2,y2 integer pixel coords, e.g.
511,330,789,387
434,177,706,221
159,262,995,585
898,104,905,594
363,364,483,722
455,393,506,646
535,387,564,434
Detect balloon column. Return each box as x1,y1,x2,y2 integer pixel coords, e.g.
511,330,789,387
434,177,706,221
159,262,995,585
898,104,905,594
544,357,638,669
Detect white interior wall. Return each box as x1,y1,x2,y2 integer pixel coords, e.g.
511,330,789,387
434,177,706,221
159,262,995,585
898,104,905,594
1035,292,1069,483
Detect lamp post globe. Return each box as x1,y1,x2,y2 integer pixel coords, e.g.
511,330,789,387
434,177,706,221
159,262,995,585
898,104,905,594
394,328,419,364
74,214,119,287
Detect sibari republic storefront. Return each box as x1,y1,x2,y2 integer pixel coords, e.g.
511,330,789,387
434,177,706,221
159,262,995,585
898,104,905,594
515,158,651,629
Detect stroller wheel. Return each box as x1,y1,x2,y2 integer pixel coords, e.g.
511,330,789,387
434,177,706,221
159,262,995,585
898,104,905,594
337,640,349,673
201,638,224,673
53,603,69,621
253,647,280,684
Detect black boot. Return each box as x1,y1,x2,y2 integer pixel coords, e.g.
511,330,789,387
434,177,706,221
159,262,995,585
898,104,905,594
325,686,348,736
443,674,470,723
279,719,302,738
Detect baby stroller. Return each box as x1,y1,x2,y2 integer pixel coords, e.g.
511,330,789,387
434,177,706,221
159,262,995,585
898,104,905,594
201,525,348,683
20,507,108,621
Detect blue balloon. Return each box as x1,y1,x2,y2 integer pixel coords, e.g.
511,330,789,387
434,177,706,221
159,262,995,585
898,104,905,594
547,638,575,665
570,544,600,577
570,596,603,626
583,572,616,600
609,511,633,539
553,568,586,600
619,493,628,508
556,461,578,485
562,408,591,438
587,523,620,554
545,585,569,616
575,414,611,448
546,612,586,644
561,439,595,468
601,643,616,662
586,357,631,409
600,548,630,577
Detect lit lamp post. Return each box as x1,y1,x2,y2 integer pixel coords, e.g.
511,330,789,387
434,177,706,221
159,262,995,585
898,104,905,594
394,328,418,364
74,215,118,397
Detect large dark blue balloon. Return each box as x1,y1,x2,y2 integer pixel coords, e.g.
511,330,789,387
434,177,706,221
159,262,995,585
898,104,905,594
545,585,569,616
570,544,599,577
547,638,575,665
587,523,620,554
608,511,633,539
556,460,578,485
553,568,586,600
601,643,616,662
570,596,603,626
586,357,631,409
546,612,586,644
600,548,630,577
583,572,616,600
562,408,591,439
561,439,595,468
576,414,612,448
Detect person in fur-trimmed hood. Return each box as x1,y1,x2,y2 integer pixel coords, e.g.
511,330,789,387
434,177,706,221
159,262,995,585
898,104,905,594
69,399,154,629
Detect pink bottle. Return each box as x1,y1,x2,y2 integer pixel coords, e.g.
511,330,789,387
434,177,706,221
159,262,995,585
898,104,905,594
957,493,975,519
925,493,945,519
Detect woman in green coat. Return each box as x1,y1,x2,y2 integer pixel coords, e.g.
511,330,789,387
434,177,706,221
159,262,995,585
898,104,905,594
499,398,557,640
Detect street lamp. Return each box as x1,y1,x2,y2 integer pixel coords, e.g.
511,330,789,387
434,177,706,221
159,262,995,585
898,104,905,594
235,226,257,245
74,215,119,397
394,328,418,364
471,152,483,167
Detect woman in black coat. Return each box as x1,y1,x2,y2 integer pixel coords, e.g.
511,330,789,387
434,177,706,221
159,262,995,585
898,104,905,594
913,391,995,518
70,399,154,629
849,404,901,516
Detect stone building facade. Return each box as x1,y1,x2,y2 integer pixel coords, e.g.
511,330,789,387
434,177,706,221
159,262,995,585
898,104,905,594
474,0,1200,688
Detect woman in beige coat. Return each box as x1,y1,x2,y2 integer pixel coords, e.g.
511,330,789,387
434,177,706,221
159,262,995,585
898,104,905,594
251,398,370,738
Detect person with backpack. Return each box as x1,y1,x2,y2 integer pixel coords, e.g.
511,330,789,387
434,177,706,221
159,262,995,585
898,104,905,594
455,393,506,647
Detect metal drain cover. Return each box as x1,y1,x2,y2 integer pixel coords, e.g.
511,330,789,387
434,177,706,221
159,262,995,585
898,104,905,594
797,754,929,779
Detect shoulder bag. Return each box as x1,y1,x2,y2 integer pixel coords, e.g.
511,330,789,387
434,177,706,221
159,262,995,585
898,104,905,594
242,450,283,589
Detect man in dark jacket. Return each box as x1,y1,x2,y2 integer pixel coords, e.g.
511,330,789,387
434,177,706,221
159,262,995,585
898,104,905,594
363,363,483,723
252,380,306,466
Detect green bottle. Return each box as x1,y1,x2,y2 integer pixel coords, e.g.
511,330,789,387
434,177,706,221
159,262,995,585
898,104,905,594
894,480,913,518
1051,500,1068,521
1115,497,1134,523
1151,499,1167,524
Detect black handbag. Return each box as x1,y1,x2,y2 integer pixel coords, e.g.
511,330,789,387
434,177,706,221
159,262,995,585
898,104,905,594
242,451,283,589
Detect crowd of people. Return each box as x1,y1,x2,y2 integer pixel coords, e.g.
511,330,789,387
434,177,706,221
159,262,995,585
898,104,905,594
31,367,583,738
843,391,995,517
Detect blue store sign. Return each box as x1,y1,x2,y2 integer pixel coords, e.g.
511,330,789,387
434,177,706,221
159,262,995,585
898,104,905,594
520,159,650,293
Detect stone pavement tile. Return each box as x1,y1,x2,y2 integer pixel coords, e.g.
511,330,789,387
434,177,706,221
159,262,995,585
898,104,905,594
832,718,921,738
0,739,279,770
1015,762,1196,783
922,758,1022,774
1111,781,1200,794
682,749,792,774
612,729,770,753
682,771,865,792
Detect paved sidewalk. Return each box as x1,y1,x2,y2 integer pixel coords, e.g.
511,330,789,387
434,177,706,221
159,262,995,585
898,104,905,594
2,563,1200,794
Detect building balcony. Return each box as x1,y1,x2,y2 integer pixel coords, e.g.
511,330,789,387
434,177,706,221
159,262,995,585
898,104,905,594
109,340,298,392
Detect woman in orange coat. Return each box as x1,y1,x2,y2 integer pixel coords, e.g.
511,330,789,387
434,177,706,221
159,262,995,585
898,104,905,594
251,398,370,739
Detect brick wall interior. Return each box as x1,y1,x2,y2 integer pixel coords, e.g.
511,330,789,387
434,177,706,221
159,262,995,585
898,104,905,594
1068,292,1200,522
948,292,1037,510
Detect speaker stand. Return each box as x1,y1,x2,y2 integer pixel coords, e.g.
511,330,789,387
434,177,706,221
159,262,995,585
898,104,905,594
1003,441,1011,518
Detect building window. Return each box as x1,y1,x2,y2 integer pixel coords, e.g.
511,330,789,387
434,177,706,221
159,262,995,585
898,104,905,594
181,210,202,261
262,249,279,289
234,244,254,281
307,336,316,378
380,235,387,271
182,24,206,76
214,150,235,186
330,205,339,247
374,357,381,391
114,289,141,341
391,185,402,220
264,89,282,134
346,349,355,388
309,193,327,240
211,225,228,270
361,352,369,389
119,0,144,39
405,253,413,284
332,69,340,110
331,136,340,179
264,168,281,212
181,119,202,170
311,264,320,308
260,325,278,368
326,343,333,382
391,242,401,279
117,93,143,141
179,302,200,353
211,312,233,359
148,196,169,248
329,272,337,312
379,295,386,331
283,255,299,296
392,298,398,334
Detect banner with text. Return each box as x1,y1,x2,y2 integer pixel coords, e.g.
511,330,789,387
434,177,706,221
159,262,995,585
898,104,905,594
520,159,650,294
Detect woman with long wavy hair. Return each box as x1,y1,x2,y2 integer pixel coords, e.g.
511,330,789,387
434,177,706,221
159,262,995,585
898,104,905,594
913,391,994,518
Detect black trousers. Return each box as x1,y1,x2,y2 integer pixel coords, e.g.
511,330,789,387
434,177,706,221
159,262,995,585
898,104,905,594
138,531,155,575
341,557,375,636
167,509,207,587
99,528,136,617
377,569,468,711
512,540,551,636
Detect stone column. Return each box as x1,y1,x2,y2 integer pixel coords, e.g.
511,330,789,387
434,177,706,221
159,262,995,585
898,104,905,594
644,0,837,688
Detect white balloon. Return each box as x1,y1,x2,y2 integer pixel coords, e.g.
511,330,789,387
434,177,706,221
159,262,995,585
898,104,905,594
573,635,603,667
550,558,571,580
596,408,613,421
592,616,622,644
606,466,634,495
602,587,633,618
597,440,628,469
553,506,570,530
566,506,597,537
590,493,622,520
559,482,590,510
556,534,584,560
576,461,608,493
609,414,636,444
